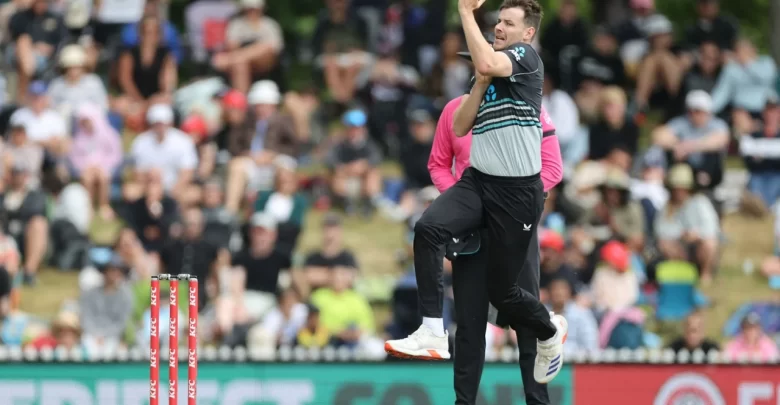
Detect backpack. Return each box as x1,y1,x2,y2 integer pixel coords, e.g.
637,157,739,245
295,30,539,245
607,319,644,349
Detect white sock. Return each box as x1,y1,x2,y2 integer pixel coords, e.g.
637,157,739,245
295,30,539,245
422,317,445,337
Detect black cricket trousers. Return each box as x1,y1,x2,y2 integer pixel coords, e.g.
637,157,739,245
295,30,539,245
413,167,556,338
451,229,549,405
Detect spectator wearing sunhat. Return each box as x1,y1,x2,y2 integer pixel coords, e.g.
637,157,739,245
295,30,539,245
28,310,84,354
327,109,388,217
652,90,730,190
79,255,133,355
584,168,646,253
47,44,109,114
213,0,284,93
723,312,780,362
127,104,199,205
654,163,720,284
224,80,299,214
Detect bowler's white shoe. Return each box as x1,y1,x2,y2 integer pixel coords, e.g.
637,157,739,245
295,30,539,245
384,324,450,360
534,312,568,383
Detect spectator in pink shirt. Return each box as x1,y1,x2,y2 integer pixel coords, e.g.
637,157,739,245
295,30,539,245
724,312,779,362
428,95,563,405
69,103,123,219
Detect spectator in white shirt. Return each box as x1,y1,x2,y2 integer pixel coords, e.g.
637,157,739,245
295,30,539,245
547,277,599,357
9,81,69,159
47,44,110,114
248,288,308,349
542,71,583,178
127,104,199,207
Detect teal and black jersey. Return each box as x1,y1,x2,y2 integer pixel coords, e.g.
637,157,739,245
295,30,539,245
469,42,544,177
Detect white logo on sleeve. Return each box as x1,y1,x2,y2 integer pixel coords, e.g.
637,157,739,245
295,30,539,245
523,224,532,231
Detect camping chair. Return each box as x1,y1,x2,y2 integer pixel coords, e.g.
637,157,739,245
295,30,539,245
655,260,709,322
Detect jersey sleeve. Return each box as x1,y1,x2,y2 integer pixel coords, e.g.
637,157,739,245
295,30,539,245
540,105,556,137
499,43,540,77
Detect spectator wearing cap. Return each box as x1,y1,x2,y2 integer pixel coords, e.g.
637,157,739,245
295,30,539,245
3,114,44,181
547,277,599,357
121,0,183,64
393,108,435,221
538,230,579,299
311,0,370,103
614,0,657,46
79,255,134,355
9,81,69,159
670,41,724,119
253,155,308,260
571,26,626,123
739,96,780,209
0,161,48,285
179,114,217,181
590,240,639,314
723,312,780,361
222,212,290,338
587,86,640,161
654,163,720,284
6,0,66,99
310,265,375,348
300,213,359,295
634,14,683,114
327,109,387,216
214,89,248,153
213,0,284,93
710,38,777,132
421,30,471,109
47,44,109,114
684,0,739,52
68,103,123,219
652,90,730,190
225,80,299,214
117,15,178,105
128,104,199,206
630,148,670,229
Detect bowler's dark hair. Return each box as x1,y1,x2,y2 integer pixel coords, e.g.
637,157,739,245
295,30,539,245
499,0,543,31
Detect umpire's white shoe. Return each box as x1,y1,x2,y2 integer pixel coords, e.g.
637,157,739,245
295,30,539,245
534,312,568,384
384,325,450,360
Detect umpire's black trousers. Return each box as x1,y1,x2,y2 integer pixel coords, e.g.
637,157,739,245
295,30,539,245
451,229,549,405
413,167,556,338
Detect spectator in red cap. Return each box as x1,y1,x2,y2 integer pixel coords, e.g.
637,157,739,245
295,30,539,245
214,90,249,154
180,114,216,179
590,240,639,314
539,230,580,303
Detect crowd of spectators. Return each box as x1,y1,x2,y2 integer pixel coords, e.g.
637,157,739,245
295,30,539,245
0,0,777,361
